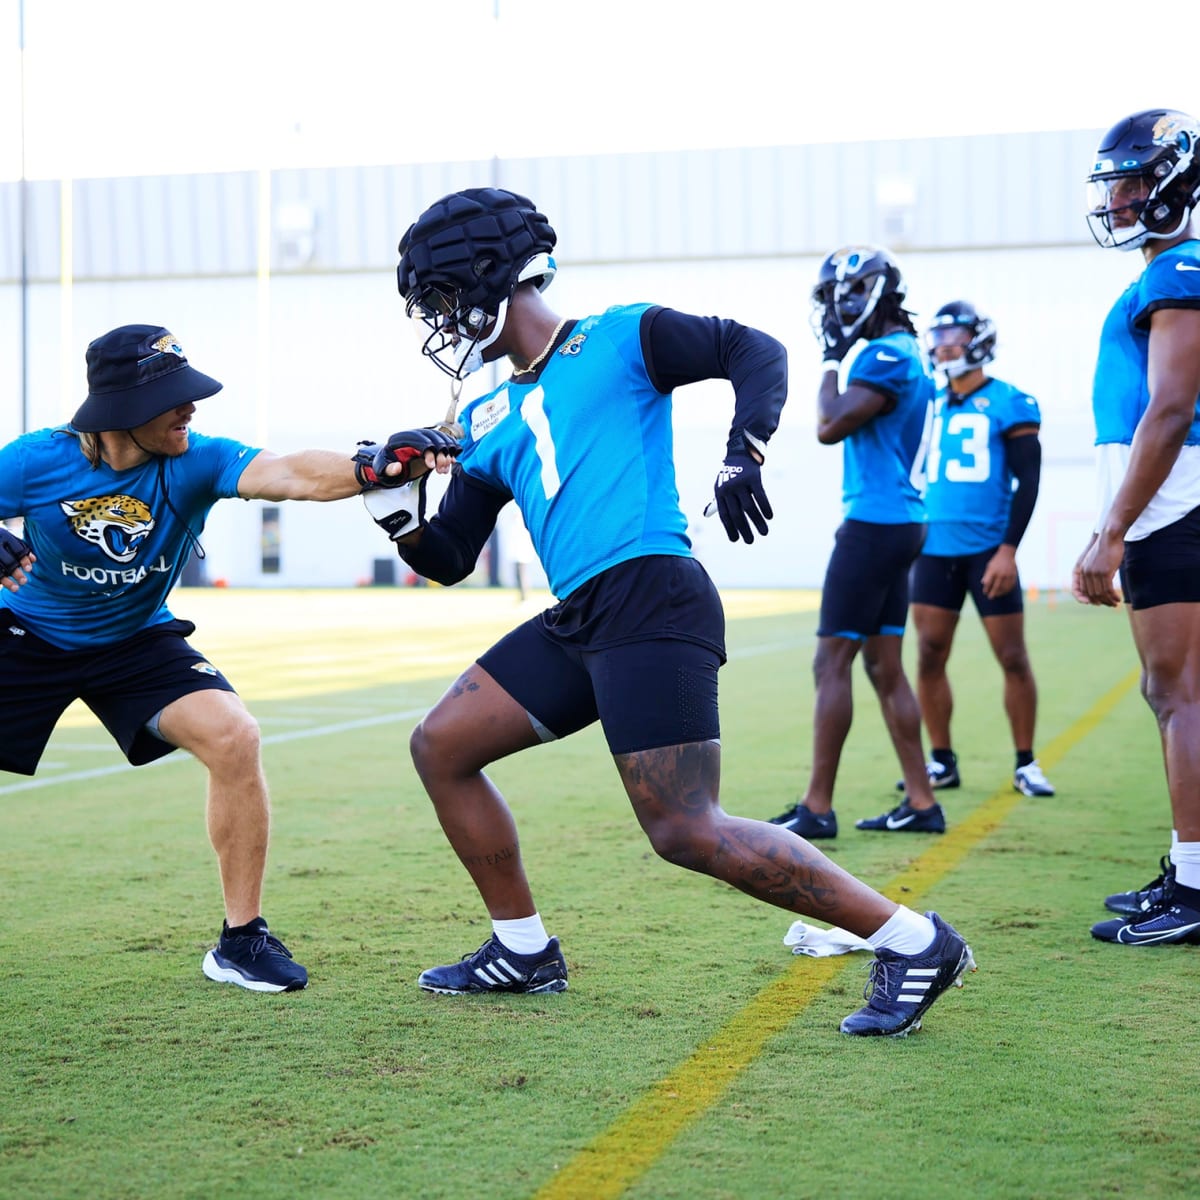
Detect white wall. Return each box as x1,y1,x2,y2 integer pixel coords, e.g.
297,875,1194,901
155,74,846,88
1,241,1141,591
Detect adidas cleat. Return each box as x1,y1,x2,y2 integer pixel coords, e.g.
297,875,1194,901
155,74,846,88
767,802,838,839
840,912,976,1037
418,935,568,995
856,800,946,834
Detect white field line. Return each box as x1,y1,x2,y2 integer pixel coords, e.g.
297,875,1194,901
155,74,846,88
1,636,809,797
0,706,430,796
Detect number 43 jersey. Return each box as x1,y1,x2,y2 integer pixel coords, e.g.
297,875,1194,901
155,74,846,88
923,378,1042,556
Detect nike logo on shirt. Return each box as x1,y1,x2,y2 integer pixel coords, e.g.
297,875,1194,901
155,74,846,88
876,352,899,362
1176,262,1200,271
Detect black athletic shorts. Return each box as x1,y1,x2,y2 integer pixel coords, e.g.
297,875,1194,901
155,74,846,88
1120,503,1200,610
477,555,724,755
0,613,236,776
910,548,1025,618
817,520,927,640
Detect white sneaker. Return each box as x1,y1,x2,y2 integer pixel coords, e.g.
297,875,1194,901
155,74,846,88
1013,761,1055,797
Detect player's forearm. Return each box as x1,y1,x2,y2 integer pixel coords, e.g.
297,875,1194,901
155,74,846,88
245,450,362,502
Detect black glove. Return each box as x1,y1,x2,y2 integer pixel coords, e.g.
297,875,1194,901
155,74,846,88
0,527,32,581
819,309,857,365
712,432,772,544
365,427,461,488
352,441,385,491
362,475,430,541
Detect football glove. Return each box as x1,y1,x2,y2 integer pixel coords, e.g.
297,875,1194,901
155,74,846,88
352,441,385,491
711,431,772,544
818,310,856,365
368,427,462,488
0,527,32,581
363,476,429,541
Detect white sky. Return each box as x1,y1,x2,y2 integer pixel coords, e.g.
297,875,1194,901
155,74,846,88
0,0,1197,181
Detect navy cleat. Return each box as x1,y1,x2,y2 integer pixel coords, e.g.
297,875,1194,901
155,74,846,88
1091,893,1200,946
856,800,946,834
418,935,568,995
767,802,838,839
1104,855,1174,917
202,918,308,993
840,913,976,1037
896,760,961,792
1013,761,1055,797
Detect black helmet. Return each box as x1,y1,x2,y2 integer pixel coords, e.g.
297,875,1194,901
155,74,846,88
811,245,906,346
397,188,557,378
926,300,997,379
1086,109,1200,251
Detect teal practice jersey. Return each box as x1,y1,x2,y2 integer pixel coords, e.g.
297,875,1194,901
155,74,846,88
455,304,692,598
923,378,1042,555
1092,238,1200,447
0,428,256,649
842,330,934,523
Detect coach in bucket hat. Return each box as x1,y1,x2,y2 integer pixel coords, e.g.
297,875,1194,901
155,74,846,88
71,324,223,432
0,316,422,996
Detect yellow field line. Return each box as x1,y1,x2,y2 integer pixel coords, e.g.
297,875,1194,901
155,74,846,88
534,664,1142,1200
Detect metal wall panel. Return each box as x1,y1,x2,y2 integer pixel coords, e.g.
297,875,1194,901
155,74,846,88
1,128,1107,284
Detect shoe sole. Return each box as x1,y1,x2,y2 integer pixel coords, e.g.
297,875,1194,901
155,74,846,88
201,950,307,993
1014,782,1055,797
841,943,977,1038
1110,925,1200,946
418,978,569,996
856,822,946,834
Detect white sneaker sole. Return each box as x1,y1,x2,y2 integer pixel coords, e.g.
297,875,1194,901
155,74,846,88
201,949,304,993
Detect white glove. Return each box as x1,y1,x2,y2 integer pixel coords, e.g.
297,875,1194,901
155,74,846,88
362,478,426,541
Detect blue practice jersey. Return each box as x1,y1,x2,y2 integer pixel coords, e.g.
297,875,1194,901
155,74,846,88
923,378,1042,555
0,428,257,649
1092,238,1200,446
842,330,935,523
456,304,690,598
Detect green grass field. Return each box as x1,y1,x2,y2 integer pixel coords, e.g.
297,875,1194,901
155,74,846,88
2,586,1195,1200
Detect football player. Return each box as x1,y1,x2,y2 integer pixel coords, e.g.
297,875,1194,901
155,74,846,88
365,189,975,1035
1075,109,1200,947
769,246,945,838
905,301,1054,799
0,325,412,992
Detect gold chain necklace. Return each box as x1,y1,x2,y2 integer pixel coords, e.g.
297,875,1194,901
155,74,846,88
512,318,568,377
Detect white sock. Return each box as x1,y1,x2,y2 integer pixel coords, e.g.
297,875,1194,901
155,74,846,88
868,906,937,956
493,914,550,956
1170,840,1200,891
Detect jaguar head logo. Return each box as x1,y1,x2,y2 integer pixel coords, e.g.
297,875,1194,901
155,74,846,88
60,494,156,563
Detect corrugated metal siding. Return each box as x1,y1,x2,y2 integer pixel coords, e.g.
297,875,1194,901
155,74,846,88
0,129,1103,282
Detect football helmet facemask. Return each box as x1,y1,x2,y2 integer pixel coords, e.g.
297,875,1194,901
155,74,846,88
926,300,997,379
811,245,906,348
1086,109,1200,252
397,188,557,379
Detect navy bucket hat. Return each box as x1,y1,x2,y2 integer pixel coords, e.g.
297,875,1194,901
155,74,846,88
71,325,223,433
